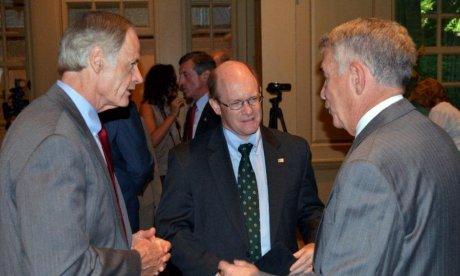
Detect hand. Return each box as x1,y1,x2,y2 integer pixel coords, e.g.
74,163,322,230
170,97,185,117
289,243,315,275
153,236,171,254
218,260,259,276
131,228,171,275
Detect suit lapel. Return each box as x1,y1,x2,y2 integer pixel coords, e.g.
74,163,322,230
260,127,285,244
207,128,249,247
349,98,415,154
47,86,104,163
197,102,220,136
48,85,131,246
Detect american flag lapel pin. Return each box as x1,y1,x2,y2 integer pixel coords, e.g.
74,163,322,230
277,158,285,164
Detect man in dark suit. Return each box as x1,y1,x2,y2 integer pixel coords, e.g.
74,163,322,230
156,61,324,275
100,101,153,233
312,18,460,275
179,51,221,141
0,12,170,275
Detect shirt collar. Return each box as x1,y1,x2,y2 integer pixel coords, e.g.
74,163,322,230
57,80,101,135
195,93,209,111
223,127,262,155
356,95,403,136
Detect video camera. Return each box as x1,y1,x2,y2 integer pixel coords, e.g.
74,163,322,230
266,82,291,132
266,82,291,94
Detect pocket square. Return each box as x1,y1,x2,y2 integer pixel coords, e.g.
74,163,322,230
277,158,285,164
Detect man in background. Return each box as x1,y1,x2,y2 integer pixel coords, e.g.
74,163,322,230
0,12,170,275
100,100,154,233
156,61,324,275
179,51,221,141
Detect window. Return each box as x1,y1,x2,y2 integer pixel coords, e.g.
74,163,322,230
187,0,233,55
62,0,154,37
397,0,460,107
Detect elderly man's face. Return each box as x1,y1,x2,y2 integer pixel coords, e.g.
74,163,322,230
97,28,143,111
320,48,355,134
210,62,262,140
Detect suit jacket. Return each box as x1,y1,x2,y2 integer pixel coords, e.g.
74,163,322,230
314,99,460,275
100,101,153,232
0,85,140,275
156,125,324,275
183,101,221,141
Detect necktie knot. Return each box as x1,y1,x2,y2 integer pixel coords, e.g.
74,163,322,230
238,143,253,157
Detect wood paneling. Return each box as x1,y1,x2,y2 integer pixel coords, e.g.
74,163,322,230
261,0,393,198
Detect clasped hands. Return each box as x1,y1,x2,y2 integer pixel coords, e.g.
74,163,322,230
218,243,315,276
131,227,171,276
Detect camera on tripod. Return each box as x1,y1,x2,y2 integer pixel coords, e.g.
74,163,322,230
266,82,291,132
266,82,291,94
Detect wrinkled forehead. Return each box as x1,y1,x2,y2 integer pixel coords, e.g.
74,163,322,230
117,28,140,59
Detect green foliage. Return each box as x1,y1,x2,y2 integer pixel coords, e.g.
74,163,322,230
421,0,435,14
445,18,460,34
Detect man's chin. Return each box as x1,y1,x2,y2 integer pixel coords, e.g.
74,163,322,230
98,100,129,112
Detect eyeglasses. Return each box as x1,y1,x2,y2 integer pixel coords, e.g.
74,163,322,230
219,95,263,110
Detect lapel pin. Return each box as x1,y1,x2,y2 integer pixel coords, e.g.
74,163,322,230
277,158,285,164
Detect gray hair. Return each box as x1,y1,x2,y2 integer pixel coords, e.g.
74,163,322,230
319,18,416,87
58,11,133,75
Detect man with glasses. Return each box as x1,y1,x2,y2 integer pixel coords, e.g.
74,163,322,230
156,61,324,275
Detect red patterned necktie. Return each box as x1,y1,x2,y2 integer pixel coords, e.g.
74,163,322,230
184,103,197,141
97,126,128,242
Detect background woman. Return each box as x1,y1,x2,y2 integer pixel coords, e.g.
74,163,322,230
140,64,185,183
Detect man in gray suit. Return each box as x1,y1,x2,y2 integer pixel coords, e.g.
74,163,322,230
0,12,170,275
219,18,460,276
313,18,460,275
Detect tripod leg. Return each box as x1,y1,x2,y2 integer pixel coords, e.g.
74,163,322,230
268,107,278,129
278,109,288,132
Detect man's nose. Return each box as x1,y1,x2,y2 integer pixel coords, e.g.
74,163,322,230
133,65,143,84
240,100,254,114
320,85,326,100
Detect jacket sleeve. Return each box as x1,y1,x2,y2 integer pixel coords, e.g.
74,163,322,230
155,149,221,275
108,103,153,195
297,139,324,244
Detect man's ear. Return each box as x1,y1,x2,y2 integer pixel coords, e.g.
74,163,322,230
89,46,104,74
209,97,222,116
349,61,365,96
200,70,211,82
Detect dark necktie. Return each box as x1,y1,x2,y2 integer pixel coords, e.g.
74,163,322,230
183,103,197,142
98,126,128,242
237,143,261,262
